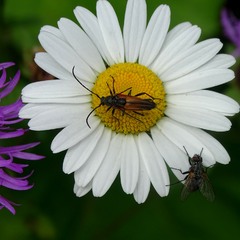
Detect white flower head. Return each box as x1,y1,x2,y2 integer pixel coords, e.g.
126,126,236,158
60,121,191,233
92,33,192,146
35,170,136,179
20,0,239,203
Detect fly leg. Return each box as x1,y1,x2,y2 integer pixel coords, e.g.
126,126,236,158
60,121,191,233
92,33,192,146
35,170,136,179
166,168,189,186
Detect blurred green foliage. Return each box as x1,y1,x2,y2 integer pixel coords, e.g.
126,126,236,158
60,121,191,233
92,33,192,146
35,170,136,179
0,0,240,239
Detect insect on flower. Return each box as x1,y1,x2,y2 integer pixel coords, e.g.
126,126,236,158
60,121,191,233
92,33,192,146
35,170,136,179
171,146,215,201
72,66,158,128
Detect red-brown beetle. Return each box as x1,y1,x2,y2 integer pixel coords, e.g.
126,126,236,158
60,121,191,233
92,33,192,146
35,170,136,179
72,67,158,128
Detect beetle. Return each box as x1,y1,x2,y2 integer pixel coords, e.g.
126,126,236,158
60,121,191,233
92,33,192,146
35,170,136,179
72,66,158,128
170,146,215,201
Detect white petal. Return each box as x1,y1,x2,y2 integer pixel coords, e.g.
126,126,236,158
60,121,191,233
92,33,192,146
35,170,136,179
157,117,217,165
181,126,230,164
58,18,106,73
74,128,112,187
151,24,201,75
51,116,100,153
120,135,139,194
22,80,90,98
133,156,150,204
151,126,189,181
162,22,193,43
19,103,54,118
96,0,124,63
198,54,236,70
166,90,240,116
165,68,234,94
35,52,73,81
123,0,146,62
74,6,115,65
41,25,65,40
92,133,122,197
22,96,90,104
139,5,170,66
39,31,96,82
63,123,104,174
136,132,169,196
165,104,231,132
21,79,92,104
20,103,90,118
158,119,230,166
73,182,92,197
161,39,223,81
27,104,86,130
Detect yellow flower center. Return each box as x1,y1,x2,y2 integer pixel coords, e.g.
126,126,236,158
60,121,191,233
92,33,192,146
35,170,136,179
92,63,166,134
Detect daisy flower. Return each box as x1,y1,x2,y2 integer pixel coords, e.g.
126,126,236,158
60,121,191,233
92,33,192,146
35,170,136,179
20,0,239,203
0,62,44,214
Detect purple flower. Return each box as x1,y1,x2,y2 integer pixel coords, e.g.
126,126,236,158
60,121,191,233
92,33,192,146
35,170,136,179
0,62,44,214
221,8,240,57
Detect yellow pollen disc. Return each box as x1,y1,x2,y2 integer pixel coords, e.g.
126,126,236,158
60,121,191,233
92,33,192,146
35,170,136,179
91,63,166,134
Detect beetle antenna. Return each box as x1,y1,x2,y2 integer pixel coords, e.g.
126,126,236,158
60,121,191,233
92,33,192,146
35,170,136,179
72,66,101,99
110,76,116,95
85,104,102,128
106,81,114,96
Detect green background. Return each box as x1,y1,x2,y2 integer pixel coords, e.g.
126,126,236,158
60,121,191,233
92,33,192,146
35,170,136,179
0,0,240,239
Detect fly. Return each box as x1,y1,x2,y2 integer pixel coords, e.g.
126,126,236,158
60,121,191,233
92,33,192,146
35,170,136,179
171,146,215,201
72,66,158,128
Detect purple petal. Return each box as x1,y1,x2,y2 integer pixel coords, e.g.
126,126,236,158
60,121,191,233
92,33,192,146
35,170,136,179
11,151,45,160
0,129,26,139
0,159,13,167
0,99,24,118
0,70,20,99
0,195,18,214
6,163,29,173
221,9,240,47
1,180,33,191
0,118,23,125
0,169,33,190
0,69,7,87
0,62,15,70
0,142,41,153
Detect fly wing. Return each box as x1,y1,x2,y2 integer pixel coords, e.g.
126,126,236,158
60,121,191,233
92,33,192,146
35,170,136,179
199,173,215,201
180,177,192,200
